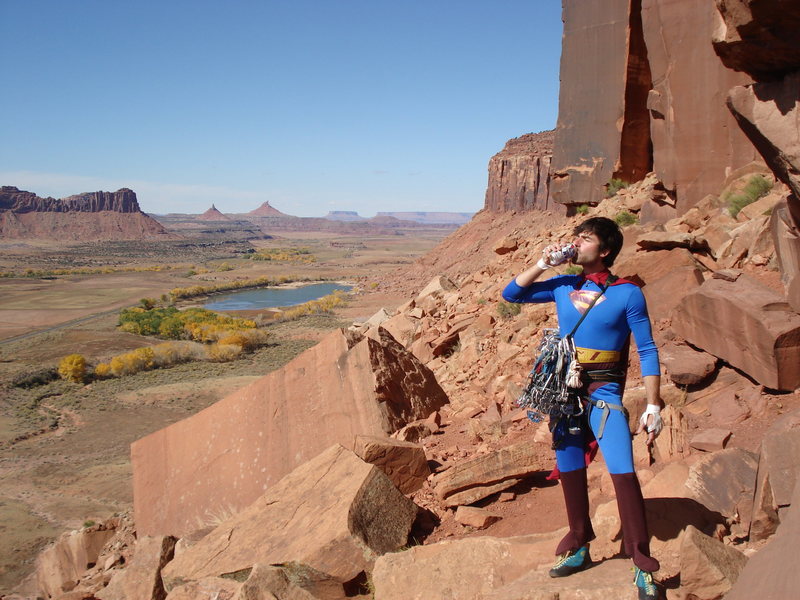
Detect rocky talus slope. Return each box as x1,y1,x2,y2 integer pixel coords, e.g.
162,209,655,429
22,171,800,600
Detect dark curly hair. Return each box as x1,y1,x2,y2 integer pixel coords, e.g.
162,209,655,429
574,217,623,267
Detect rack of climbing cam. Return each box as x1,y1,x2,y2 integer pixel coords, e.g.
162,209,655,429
517,329,583,422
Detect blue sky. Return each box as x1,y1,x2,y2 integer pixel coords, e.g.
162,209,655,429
0,1,562,217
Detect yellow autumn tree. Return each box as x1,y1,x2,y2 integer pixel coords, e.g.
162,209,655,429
58,354,87,383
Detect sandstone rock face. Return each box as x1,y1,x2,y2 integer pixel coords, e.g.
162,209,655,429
484,131,558,212
641,0,758,213
660,342,718,385
680,524,748,600
0,186,141,213
353,435,430,494
132,327,447,537
713,0,800,80
233,563,345,600
373,536,637,600
551,0,647,207
164,577,240,600
0,187,171,240
726,478,800,600
161,445,418,589
727,73,800,199
36,526,117,599
771,197,800,312
750,408,800,540
97,536,176,600
685,448,758,537
432,439,543,507
671,275,800,390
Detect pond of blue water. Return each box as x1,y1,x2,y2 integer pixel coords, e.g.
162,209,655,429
203,282,351,311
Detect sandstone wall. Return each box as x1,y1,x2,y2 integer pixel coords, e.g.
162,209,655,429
131,328,448,537
0,187,171,240
483,131,558,213
0,187,142,213
642,0,758,214
550,0,633,207
544,0,758,214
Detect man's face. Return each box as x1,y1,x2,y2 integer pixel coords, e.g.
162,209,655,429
572,229,609,266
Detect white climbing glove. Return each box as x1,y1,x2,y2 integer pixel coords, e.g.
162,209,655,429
639,404,663,435
538,243,576,270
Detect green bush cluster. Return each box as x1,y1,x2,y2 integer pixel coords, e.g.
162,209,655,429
12,367,59,389
576,204,589,215
497,302,522,319
248,247,316,263
118,306,257,340
0,265,171,279
614,210,638,227
278,290,348,321
727,175,773,217
606,178,629,198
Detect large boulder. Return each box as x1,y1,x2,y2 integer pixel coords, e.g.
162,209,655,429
36,524,117,599
161,445,418,590
671,274,800,390
685,448,759,538
726,478,800,600
712,0,800,80
132,327,447,537
727,72,800,199
97,536,176,600
353,435,430,494
750,408,800,540
432,439,544,507
770,197,800,313
679,524,748,600
660,342,718,386
233,563,345,600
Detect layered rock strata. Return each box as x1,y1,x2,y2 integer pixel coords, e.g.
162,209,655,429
484,130,557,212
0,187,171,240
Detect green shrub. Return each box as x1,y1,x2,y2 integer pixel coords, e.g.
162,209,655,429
497,302,522,319
728,174,773,217
576,204,589,215
614,211,638,227
12,367,59,389
565,265,584,275
606,178,629,198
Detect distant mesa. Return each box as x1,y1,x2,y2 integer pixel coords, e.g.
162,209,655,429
375,212,474,225
248,201,290,217
325,211,366,222
0,186,172,241
198,204,232,221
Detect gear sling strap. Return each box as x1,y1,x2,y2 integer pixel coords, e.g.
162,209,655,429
516,276,617,424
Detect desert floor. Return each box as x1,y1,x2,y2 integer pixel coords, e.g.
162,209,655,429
0,231,442,592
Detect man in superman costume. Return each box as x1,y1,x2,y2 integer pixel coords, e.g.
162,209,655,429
502,217,662,600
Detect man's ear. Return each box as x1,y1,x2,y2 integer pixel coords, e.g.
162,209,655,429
599,247,610,258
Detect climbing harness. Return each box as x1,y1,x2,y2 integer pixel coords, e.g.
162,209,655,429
517,276,615,425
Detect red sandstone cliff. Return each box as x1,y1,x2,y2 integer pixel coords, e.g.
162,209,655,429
484,130,557,213
491,0,761,217
0,187,172,240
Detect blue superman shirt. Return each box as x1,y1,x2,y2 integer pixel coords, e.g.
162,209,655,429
502,275,660,377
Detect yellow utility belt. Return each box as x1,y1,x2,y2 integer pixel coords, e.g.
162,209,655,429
575,347,621,364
